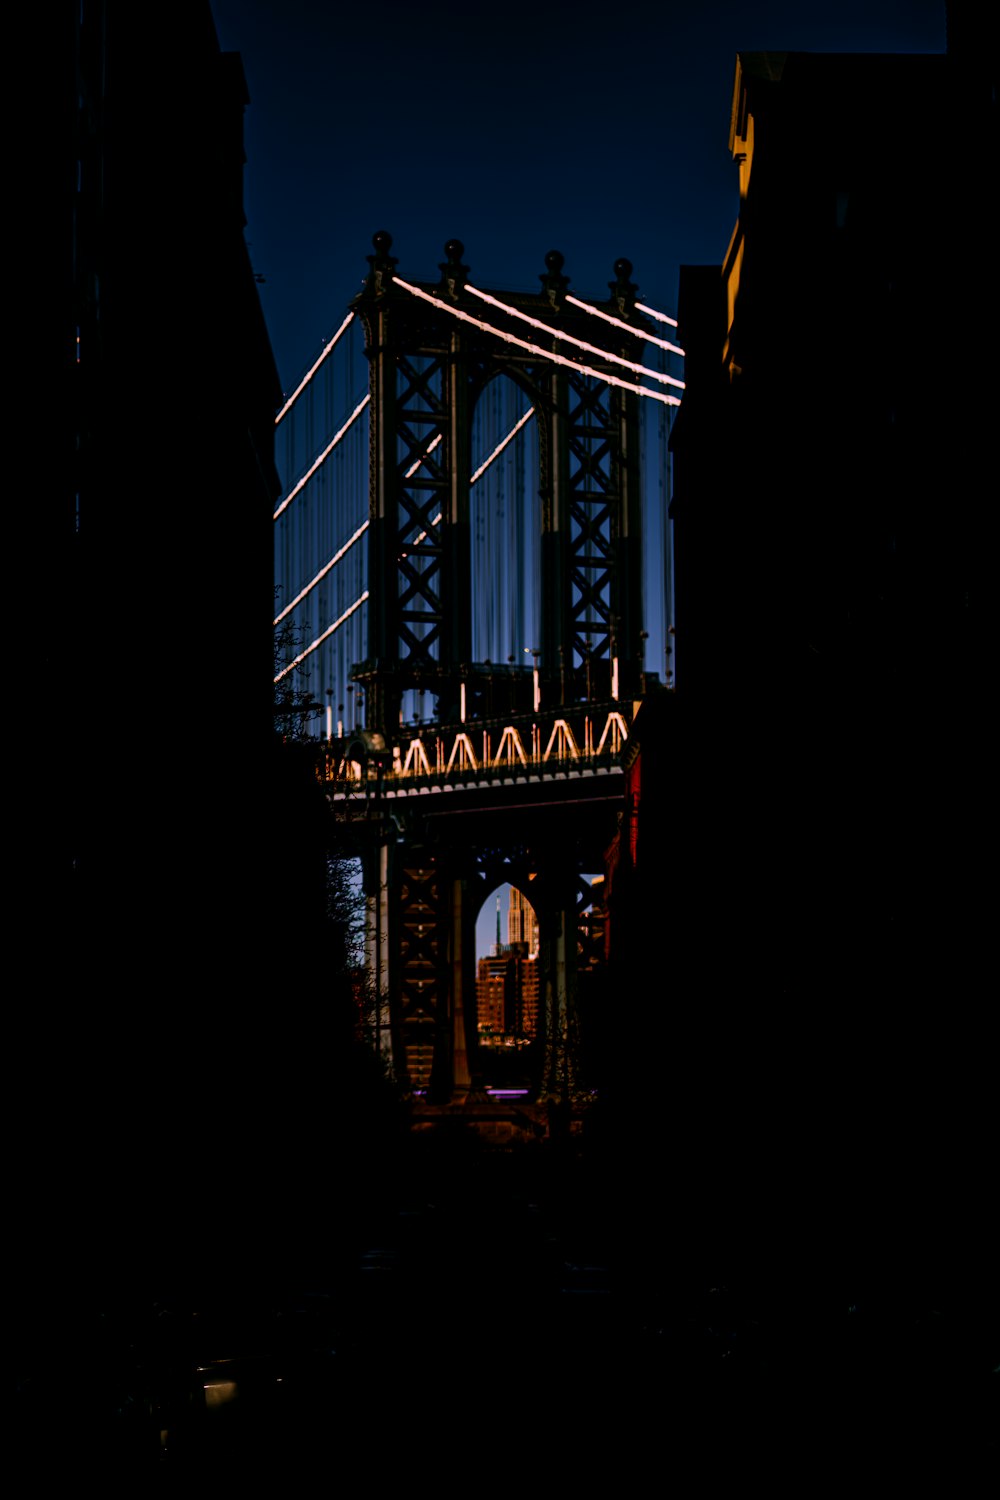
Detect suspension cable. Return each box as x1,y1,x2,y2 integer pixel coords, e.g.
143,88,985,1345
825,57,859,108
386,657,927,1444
471,406,535,484
564,293,684,356
274,591,370,682
274,312,355,426
393,278,681,407
635,301,679,329
275,403,536,631
273,394,370,520
410,513,443,547
273,520,370,624
405,432,443,479
465,284,684,390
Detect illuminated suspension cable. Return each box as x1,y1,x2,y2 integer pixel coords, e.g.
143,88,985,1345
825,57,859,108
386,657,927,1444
564,293,685,356
271,422,447,660
405,432,443,478
274,312,355,426
410,513,443,547
635,301,679,329
393,277,680,407
470,406,535,484
273,520,370,624
465,284,684,391
274,591,369,682
273,394,370,520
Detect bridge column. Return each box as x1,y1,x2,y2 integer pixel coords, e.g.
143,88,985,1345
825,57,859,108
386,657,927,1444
362,838,394,1075
444,294,472,676
537,874,585,1104
365,236,402,734
448,871,472,1096
541,365,570,695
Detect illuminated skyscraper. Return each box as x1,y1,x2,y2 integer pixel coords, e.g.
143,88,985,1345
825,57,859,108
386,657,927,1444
507,885,539,956
475,948,539,1042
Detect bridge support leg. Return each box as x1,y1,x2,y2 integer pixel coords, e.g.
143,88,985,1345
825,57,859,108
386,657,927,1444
363,840,394,1078
538,889,585,1105
450,875,472,1096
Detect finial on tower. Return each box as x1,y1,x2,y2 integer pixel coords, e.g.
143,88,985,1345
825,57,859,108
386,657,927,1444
609,256,638,316
364,229,398,296
540,248,569,307
439,238,469,300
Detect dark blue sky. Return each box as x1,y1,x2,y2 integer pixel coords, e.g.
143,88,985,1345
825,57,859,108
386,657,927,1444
211,0,946,398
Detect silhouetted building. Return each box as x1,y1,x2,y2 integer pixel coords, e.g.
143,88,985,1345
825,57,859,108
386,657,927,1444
670,41,992,706
606,28,994,1292
27,2,282,966
18,1,283,1293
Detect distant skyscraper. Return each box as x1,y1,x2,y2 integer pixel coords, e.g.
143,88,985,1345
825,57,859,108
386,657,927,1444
476,953,511,1035
507,885,539,956
475,948,539,1041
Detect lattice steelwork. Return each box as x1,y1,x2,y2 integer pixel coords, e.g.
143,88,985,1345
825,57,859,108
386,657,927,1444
397,858,446,1092
350,234,655,734
565,371,641,693
392,353,448,666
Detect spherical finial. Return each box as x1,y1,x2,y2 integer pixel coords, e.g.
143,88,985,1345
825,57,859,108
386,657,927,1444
614,257,633,281
444,238,465,263
372,229,393,253
545,250,565,274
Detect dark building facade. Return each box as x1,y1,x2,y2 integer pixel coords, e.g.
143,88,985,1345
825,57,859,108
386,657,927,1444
17,3,284,1296
670,44,992,708
605,31,995,1307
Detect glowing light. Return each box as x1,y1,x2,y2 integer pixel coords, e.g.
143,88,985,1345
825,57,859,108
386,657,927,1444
273,394,370,520
393,277,680,407
274,591,369,682
404,432,443,478
203,1381,238,1408
635,301,679,329
564,294,685,356
275,312,355,425
274,520,370,624
466,284,684,391
470,407,536,484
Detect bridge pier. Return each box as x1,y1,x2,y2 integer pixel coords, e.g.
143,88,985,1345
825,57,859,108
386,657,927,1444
536,871,585,1105
357,808,598,1108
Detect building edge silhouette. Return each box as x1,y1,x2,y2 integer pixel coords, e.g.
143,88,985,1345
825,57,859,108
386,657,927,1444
15,2,292,1302
601,22,995,1317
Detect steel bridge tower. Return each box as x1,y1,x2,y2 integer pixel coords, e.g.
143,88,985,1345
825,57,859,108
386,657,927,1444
330,232,664,1111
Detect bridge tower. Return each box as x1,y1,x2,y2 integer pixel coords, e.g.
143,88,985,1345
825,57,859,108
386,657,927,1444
333,232,667,1107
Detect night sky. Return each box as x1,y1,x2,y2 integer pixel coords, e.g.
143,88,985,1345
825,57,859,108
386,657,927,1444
210,0,947,400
